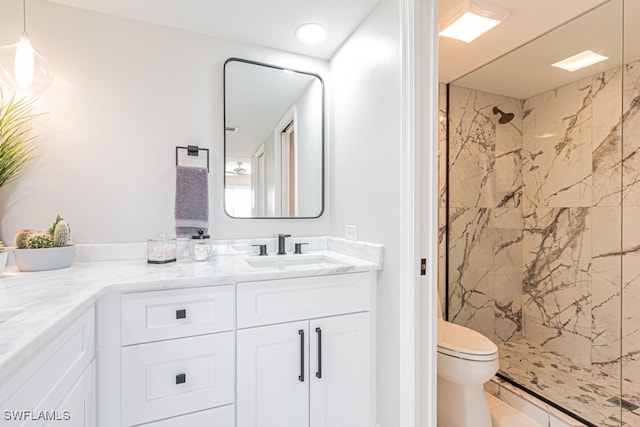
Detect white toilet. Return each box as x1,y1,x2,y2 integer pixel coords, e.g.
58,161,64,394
437,315,499,427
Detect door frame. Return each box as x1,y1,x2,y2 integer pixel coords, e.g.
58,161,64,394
251,143,266,217
273,106,298,216
398,0,439,426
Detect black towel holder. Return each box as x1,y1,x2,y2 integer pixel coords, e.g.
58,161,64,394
175,145,209,172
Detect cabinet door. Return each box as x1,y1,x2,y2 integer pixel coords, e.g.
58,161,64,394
44,363,96,427
0,308,95,425
237,321,309,427
310,313,371,427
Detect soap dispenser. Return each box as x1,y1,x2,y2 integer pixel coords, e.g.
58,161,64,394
191,229,211,261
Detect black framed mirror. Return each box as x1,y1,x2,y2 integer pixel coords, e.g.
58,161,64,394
223,58,324,218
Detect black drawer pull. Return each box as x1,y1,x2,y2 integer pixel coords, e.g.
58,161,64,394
299,329,305,382
176,309,187,319
176,373,186,384
316,327,322,379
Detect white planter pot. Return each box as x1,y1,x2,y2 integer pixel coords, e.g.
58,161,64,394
13,246,75,272
0,250,8,275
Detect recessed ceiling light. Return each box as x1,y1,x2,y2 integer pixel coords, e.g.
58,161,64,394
439,12,500,43
439,0,510,43
295,23,326,44
551,50,609,72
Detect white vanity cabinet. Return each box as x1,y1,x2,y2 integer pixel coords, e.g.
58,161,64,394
236,273,373,427
97,285,235,427
0,308,96,427
96,271,376,427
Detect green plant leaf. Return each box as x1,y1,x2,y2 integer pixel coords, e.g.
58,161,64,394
0,88,41,188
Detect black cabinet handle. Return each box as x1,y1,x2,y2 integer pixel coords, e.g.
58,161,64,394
176,309,187,319
298,329,305,382
175,373,186,384
316,327,322,379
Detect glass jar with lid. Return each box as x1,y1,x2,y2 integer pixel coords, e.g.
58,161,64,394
147,233,177,264
191,229,211,261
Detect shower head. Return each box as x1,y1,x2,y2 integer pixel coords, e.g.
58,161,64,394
493,106,515,124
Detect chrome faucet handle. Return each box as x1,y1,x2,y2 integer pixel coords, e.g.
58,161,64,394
294,243,309,254
252,244,268,256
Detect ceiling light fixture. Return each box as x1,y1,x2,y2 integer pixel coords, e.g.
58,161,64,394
0,0,53,94
439,0,510,43
551,50,609,72
295,23,326,45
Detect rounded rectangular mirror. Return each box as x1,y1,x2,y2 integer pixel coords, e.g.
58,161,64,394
224,58,324,218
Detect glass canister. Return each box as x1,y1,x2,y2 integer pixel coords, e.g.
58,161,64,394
191,229,211,261
147,233,177,264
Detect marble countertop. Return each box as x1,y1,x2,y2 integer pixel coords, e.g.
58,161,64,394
0,240,382,384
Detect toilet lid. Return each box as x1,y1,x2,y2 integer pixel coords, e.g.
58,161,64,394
437,320,498,361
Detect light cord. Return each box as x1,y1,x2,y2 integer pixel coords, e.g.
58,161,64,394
22,0,27,35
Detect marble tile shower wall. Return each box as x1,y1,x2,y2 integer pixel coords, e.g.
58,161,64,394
622,60,640,385
442,60,640,381
445,86,524,344
438,83,448,312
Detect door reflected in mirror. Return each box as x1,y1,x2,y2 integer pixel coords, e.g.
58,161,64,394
224,58,324,218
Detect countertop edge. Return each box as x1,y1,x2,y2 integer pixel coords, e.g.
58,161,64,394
0,251,380,385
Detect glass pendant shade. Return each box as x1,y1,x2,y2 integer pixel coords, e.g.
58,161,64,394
0,33,53,95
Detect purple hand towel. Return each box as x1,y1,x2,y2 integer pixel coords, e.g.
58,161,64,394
175,165,209,237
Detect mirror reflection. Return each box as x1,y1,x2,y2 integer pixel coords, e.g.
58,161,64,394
224,58,324,218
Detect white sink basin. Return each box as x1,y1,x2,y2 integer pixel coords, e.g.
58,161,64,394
245,254,342,269
0,307,25,324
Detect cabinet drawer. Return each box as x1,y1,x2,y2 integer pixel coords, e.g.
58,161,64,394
121,285,234,345
121,333,234,426
237,273,370,328
138,405,234,426
0,308,95,422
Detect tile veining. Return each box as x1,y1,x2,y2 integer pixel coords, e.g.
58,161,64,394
443,59,640,426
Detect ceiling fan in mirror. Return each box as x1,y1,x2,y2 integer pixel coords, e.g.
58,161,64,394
226,161,247,175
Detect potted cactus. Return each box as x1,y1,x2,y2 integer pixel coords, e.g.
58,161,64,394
12,214,74,272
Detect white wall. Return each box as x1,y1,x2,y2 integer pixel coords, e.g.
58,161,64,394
329,0,402,425
0,0,330,244
1,0,416,423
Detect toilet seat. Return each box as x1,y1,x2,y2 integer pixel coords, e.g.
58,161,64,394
437,319,498,362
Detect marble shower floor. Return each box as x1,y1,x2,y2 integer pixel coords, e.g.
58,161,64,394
498,340,640,427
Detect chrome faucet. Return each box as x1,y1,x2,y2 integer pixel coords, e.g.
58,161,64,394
277,234,291,255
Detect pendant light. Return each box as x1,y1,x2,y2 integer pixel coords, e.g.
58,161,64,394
0,0,53,94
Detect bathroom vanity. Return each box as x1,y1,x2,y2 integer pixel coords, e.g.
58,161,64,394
0,238,381,427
